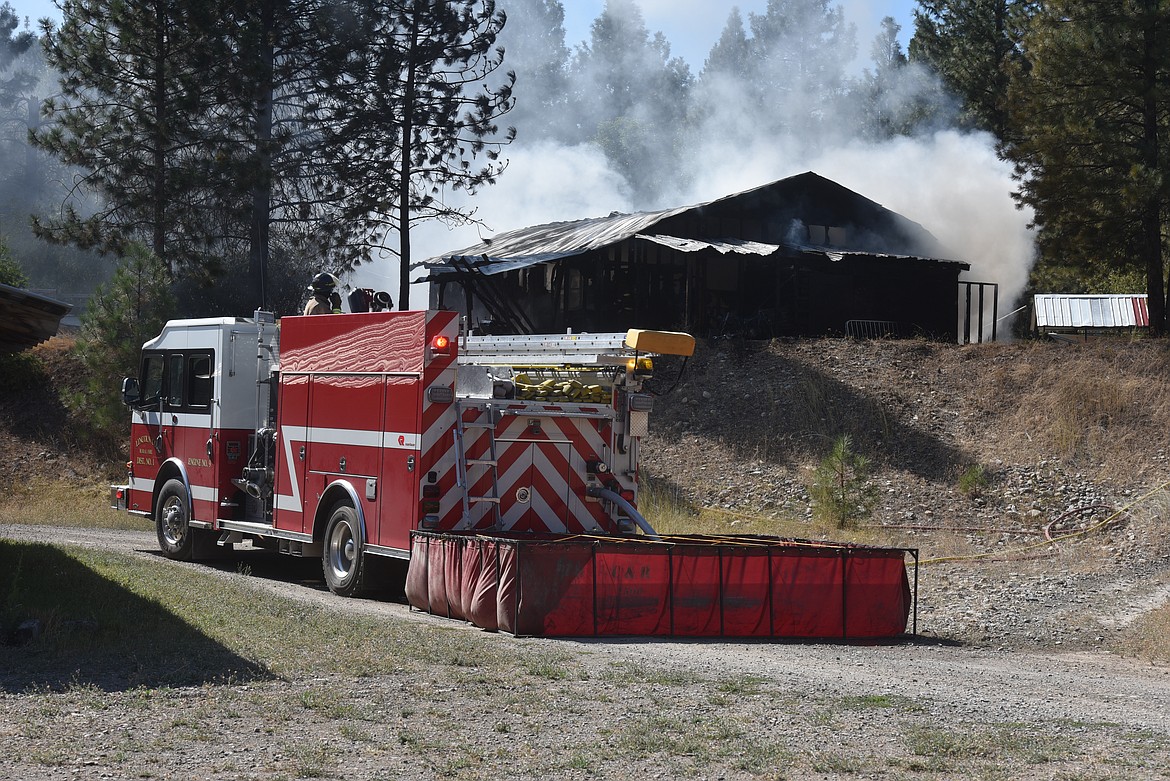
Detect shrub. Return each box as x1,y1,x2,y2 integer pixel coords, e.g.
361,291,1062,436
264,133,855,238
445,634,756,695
0,235,29,287
958,464,988,498
810,434,877,529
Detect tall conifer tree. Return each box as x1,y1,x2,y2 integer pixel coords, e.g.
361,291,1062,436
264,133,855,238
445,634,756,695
747,0,856,143
701,8,752,82
570,0,692,203
32,0,224,273
1006,0,1170,332
496,0,569,141
324,0,516,310
0,2,34,109
910,0,1032,140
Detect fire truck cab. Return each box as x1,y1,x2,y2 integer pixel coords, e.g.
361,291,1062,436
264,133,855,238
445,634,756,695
114,309,694,597
118,315,279,558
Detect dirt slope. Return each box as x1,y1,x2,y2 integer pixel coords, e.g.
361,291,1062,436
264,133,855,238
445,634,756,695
640,336,1170,649
644,336,1170,520
0,334,114,491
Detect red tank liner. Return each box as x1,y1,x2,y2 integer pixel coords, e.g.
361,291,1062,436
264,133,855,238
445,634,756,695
406,531,917,639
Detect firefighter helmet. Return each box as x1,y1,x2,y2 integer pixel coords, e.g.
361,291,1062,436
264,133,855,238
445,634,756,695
308,272,339,294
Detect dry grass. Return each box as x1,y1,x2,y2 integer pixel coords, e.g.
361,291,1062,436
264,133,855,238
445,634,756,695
1048,373,1160,460
1111,491,1170,662
1117,604,1170,663
640,470,905,547
0,478,136,530
1002,343,1170,476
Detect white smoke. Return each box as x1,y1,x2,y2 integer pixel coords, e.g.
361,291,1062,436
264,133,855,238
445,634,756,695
677,127,1035,311
408,141,633,256
812,131,1035,305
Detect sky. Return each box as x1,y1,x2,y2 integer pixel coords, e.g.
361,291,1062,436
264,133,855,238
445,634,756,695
562,0,919,67
9,0,921,67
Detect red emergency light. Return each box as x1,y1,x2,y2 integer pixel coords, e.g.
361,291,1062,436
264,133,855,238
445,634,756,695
430,334,451,355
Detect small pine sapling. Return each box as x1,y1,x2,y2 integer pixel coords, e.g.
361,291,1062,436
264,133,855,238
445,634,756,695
810,435,877,529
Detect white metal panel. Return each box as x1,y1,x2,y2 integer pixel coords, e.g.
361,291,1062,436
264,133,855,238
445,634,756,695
1034,294,1147,328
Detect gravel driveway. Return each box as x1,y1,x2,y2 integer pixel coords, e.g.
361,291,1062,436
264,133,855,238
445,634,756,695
3,524,1170,780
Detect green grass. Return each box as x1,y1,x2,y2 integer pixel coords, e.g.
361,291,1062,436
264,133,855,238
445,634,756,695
0,539,532,689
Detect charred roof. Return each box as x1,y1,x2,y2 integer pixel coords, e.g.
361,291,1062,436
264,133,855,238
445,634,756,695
423,171,964,279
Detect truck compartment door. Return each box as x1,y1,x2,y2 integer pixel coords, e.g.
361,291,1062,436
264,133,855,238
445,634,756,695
497,439,572,533
376,376,421,552
274,374,310,534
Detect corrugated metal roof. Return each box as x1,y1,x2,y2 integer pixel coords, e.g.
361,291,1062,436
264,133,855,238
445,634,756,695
1034,294,1149,328
421,207,694,277
796,247,968,267
637,234,781,255
421,171,967,280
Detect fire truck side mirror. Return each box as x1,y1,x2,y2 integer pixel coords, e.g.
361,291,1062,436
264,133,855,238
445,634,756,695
121,377,142,408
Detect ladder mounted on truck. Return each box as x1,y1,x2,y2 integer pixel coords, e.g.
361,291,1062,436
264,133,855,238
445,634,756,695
459,329,696,367
453,401,503,530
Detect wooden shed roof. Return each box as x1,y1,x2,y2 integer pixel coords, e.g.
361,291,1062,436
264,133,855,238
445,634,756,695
0,284,71,354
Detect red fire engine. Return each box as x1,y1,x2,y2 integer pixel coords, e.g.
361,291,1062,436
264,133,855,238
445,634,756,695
114,310,691,591
114,309,915,638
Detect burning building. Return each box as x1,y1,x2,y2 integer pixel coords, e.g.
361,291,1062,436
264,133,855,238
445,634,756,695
423,171,974,340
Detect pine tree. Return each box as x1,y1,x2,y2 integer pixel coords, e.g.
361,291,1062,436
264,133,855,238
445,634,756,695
857,16,951,139
570,0,692,203
69,243,175,438
0,2,34,109
747,0,856,144
497,0,570,141
31,0,225,274
0,235,28,286
909,0,1033,140
0,11,118,297
701,7,752,82
1005,0,1170,333
324,0,516,310
30,0,372,314
810,434,876,529
203,0,376,312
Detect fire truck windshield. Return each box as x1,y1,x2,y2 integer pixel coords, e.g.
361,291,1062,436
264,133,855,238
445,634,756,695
140,351,215,411
141,353,164,406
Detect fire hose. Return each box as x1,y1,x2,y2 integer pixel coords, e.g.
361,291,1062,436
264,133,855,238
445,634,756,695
587,485,661,540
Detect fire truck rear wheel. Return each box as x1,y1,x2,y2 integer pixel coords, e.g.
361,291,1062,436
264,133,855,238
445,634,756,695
323,504,366,597
156,478,198,561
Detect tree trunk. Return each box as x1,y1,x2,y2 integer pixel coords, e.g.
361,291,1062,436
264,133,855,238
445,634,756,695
249,0,275,312
397,17,418,311
1140,2,1164,335
151,0,167,266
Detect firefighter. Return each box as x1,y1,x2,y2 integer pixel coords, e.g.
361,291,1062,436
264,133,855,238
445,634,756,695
303,272,340,315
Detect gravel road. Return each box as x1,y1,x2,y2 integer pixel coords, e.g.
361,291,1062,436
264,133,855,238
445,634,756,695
4,524,1170,780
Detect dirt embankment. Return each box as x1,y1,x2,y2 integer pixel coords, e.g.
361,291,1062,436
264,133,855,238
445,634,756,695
0,335,114,492
640,336,1170,650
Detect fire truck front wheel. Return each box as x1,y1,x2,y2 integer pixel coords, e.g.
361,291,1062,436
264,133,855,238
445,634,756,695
323,504,366,597
156,478,204,561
